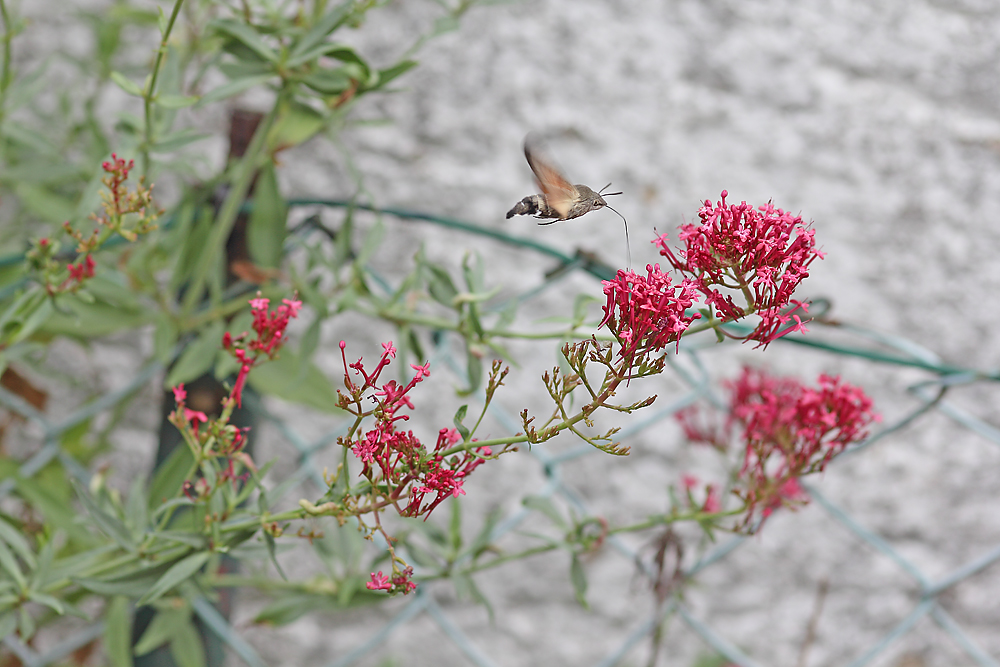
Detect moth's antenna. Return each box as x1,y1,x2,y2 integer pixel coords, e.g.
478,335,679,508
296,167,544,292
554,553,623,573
606,204,631,270
599,183,624,197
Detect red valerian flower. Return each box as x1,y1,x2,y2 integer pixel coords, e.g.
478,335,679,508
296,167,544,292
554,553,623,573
728,367,878,529
366,571,391,591
67,255,96,283
676,367,878,531
225,294,302,407
340,345,492,521
655,191,824,347
600,264,701,371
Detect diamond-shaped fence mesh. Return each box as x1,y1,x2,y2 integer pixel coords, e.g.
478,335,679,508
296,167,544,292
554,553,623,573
1,202,998,666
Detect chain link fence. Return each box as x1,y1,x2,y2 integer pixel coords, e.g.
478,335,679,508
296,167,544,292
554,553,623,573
2,203,999,667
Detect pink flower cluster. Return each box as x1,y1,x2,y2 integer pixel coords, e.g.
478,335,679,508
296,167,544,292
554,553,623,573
654,191,823,346
679,367,878,530
365,567,416,594
67,255,96,284
340,342,492,520
600,264,701,372
223,295,302,407
168,383,255,502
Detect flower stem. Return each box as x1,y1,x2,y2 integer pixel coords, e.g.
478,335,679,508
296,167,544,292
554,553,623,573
0,0,13,125
142,0,186,177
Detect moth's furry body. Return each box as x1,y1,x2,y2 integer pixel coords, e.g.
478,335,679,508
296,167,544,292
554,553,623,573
505,184,606,222
506,135,632,266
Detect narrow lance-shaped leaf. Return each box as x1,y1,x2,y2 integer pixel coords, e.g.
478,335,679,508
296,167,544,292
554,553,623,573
137,551,211,606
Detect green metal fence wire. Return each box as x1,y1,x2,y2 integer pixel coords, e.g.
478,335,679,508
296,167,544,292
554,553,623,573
1,201,998,666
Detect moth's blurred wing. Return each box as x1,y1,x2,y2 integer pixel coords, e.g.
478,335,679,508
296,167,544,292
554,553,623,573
524,140,578,219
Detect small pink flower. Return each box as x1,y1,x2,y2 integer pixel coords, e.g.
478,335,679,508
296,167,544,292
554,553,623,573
681,474,699,490
410,361,431,380
366,571,392,591
392,567,417,593
352,437,377,464
249,297,269,311
172,384,187,404
703,485,721,513
281,298,302,318
184,408,209,431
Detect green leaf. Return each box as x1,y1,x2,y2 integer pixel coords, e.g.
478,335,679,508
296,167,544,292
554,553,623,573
0,517,36,569
572,293,598,327
196,74,274,107
301,67,353,95
427,265,458,307
170,619,206,667
452,405,469,441
209,20,279,63
40,296,150,339
17,605,34,640
570,555,589,608
448,498,463,553
247,162,288,268
72,480,134,551
0,613,16,640
369,60,418,90
73,571,165,597
463,348,483,395
105,597,134,667
26,591,63,614
13,476,95,545
252,589,384,626
522,495,566,529
452,572,494,621
110,70,145,97
263,532,287,581
288,43,362,69
356,219,384,265
13,182,75,223
253,593,326,626
150,128,210,153
288,4,354,62
30,537,56,589
153,314,179,366
247,350,341,413
269,100,326,151
134,606,189,656
165,320,226,389
124,477,149,535
0,160,85,185
465,507,502,560
156,531,206,549
149,445,194,511
137,552,210,606
0,540,26,588
0,288,52,347
156,94,200,109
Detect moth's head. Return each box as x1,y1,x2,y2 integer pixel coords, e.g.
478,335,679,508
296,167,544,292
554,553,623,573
597,183,623,209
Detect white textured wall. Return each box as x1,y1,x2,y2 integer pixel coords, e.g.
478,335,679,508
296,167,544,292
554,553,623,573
281,2,1000,666
11,1,1000,666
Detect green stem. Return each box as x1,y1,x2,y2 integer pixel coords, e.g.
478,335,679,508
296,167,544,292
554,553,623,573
181,102,279,316
609,508,744,535
433,544,558,579
0,0,13,125
219,507,307,533
142,0,186,177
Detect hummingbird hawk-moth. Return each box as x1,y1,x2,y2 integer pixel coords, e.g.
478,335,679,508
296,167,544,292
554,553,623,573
506,135,630,266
